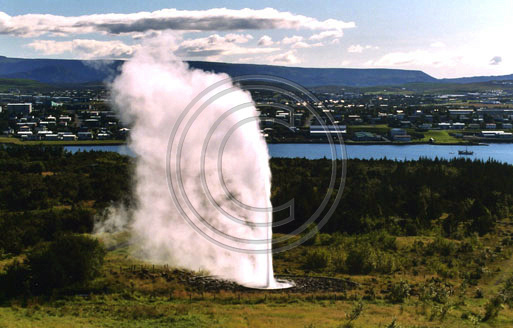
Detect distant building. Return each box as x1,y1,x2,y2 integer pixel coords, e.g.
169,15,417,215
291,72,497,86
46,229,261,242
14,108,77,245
485,123,497,129
97,133,111,140
481,130,513,139
7,103,32,116
503,123,513,130
61,134,77,141
393,134,411,142
353,131,382,141
477,108,513,119
390,128,406,137
309,125,347,135
390,128,411,141
77,131,93,140
448,109,474,118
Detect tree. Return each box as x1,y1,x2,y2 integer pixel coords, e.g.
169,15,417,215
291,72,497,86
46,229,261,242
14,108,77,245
27,234,105,294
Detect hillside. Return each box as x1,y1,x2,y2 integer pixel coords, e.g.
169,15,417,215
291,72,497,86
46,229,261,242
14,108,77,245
0,56,435,87
1,55,512,89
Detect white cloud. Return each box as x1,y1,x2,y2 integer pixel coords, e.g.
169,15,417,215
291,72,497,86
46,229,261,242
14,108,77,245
257,35,274,46
268,50,300,65
0,8,355,37
430,41,446,48
27,39,139,58
281,35,304,45
347,44,364,53
347,44,379,53
291,41,323,49
176,33,278,58
309,30,344,41
367,50,463,68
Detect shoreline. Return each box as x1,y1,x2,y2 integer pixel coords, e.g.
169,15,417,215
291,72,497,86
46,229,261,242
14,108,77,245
0,138,511,147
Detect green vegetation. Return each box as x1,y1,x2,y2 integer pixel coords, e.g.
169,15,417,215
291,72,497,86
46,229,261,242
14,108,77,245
0,78,55,92
410,129,464,144
1,146,513,326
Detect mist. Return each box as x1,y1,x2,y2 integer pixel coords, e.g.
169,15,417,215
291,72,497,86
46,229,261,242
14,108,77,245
99,34,279,288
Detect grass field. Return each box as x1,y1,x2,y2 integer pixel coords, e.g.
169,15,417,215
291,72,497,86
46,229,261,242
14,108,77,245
3,224,513,327
413,130,466,144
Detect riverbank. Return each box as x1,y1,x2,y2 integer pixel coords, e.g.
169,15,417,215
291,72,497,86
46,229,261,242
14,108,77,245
0,136,508,147
0,137,125,146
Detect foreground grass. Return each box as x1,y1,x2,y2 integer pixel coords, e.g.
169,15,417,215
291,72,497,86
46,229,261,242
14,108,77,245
2,294,513,328
3,222,513,327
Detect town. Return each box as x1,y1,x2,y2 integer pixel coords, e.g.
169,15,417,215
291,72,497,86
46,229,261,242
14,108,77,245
3,83,512,144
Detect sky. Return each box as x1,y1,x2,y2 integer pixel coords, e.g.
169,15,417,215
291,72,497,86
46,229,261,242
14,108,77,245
0,0,512,78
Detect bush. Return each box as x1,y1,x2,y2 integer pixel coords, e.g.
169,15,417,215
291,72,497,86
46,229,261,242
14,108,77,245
387,280,411,303
345,243,399,275
482,295,504,322
303,249,329,271
424,236,456,257
0,261,30,300
27,234,106,294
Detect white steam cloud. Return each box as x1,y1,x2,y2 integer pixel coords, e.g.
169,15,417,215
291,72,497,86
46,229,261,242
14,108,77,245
102,33,283,288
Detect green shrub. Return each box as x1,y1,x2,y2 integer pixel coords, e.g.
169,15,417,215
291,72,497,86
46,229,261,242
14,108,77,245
387,280,411,303
345,242,399,275
482,295,503,322
28,234,106,294
303,249,329,271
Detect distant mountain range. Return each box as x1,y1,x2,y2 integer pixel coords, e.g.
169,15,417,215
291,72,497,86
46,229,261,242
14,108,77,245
0,55,512,88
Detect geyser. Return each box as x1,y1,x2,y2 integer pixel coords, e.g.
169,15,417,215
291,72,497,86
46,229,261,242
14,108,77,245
105,34,290,289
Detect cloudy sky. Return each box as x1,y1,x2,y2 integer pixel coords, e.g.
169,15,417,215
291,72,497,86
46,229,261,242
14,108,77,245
0,0,512,78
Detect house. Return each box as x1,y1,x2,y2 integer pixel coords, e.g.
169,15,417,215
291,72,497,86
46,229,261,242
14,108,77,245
485,123,497,129
45,134,59,141
310,125,347,135
353,131,381,141
77,131,93,140
481,131,513,139
468,123,480,129
502,123,512,130
393,134,411,142
452,123,465,129
390,128,406,137
61,134,77,141
438,123,451,129
17,130,33,138
448,109,474,118
390,128,411,141
7,103,32,116
400,121,412,128
97,133,111,140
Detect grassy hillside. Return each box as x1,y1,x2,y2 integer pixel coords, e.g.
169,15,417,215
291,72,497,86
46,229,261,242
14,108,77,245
0,78,55,92
312,80,513,95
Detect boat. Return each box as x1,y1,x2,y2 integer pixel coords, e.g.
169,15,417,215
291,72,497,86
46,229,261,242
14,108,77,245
458,147,474,155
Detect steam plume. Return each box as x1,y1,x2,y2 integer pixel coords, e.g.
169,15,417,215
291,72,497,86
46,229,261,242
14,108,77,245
103,34,280,287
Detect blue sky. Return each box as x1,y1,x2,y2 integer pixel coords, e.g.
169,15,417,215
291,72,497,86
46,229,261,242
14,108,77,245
0,0,512,78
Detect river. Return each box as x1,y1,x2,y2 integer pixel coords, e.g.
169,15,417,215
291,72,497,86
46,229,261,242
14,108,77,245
64,143,513,164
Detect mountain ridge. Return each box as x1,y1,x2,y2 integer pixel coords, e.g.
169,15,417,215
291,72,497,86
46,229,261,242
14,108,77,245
0,55,511,87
